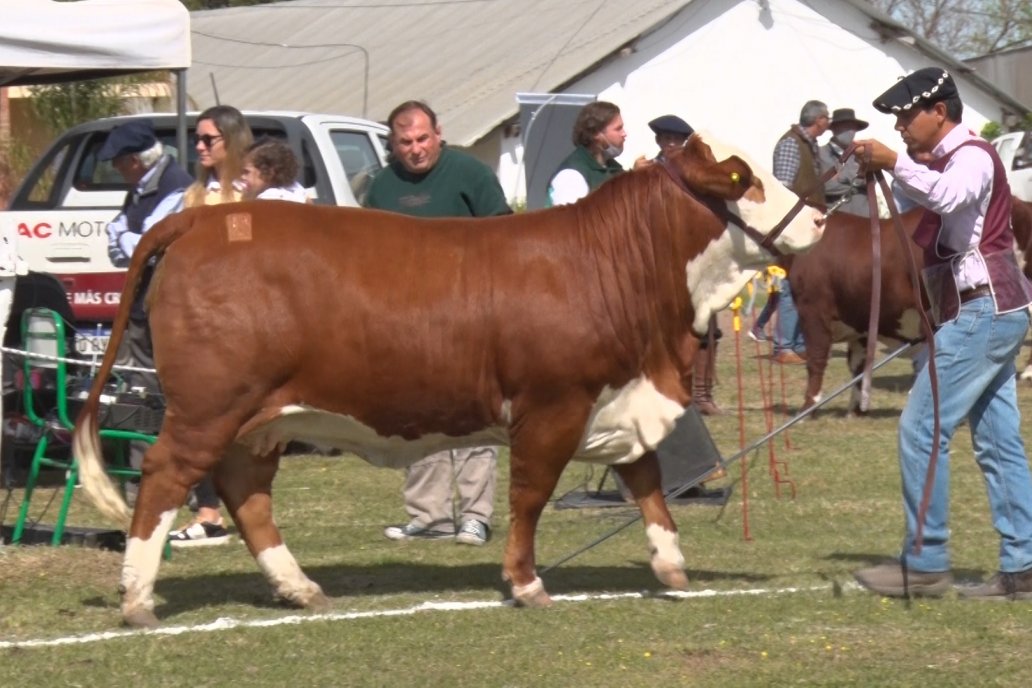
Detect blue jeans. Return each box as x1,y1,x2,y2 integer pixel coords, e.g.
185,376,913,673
898,297,1032,573
772,279,805,354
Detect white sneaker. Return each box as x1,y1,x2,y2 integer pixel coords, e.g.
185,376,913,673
168,520,230,548
455,519,490,546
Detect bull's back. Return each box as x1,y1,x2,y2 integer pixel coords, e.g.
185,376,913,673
148,202,623,426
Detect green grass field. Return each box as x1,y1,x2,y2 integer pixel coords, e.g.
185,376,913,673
3,330,1032,687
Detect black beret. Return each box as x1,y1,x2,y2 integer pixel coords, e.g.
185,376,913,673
873,67,958,114
98,120,158,161
648,114,694,137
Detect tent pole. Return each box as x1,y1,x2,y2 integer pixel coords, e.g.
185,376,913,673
175,68,188,165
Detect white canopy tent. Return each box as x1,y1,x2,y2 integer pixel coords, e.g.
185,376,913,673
0,0,192,467
0,0,192,158
0,0,190,87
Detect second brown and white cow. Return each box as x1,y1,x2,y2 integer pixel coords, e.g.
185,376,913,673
790,196,1032,413
73,134,823,628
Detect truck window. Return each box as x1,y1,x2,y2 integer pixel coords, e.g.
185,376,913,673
74,132,127,191
25,139,72,204
998,136,1018,169
330,131,382,206
1017,132,1032,170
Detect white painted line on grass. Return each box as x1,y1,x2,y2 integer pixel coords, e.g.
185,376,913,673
0,583,845,650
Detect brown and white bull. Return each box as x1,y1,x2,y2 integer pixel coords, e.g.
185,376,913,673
73,134,823,628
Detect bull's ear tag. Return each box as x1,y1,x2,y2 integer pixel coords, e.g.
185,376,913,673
226,213,253,242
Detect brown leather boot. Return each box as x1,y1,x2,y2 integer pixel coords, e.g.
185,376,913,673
692,343,723,416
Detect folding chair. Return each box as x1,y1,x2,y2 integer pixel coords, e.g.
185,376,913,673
10,308,157,546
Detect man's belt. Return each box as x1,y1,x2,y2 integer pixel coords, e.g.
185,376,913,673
959,284,992,304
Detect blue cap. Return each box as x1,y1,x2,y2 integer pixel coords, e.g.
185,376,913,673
648,114,694,137
98,120,158,161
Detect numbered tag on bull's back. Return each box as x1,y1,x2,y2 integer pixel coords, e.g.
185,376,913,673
226,213,252,242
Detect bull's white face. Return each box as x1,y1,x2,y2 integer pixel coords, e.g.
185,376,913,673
702,133,825,254
684,132,825,332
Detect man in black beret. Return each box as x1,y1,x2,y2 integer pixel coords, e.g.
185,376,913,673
100,120,192,492
648,114,695,162
851,67,1032,600
645,113,721,414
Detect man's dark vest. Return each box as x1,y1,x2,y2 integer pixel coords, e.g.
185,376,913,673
551,145,623,197
122,155,193,234
777,127,824,206
122,155,192,319
914,138,1032,322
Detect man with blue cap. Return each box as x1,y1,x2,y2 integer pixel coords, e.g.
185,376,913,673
100,120,192,487
851,67,1032,600
100,120,192,267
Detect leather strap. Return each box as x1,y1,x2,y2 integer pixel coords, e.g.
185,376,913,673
868,167,941,556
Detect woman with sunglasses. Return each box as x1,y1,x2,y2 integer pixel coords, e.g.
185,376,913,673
183,105,254,208
168,105,254,547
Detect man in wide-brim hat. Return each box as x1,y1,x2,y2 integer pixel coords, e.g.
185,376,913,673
851,67,1032,601
820,108,871,215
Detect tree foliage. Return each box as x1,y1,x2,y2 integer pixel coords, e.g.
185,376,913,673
26,75,151,136
866,0,1032,57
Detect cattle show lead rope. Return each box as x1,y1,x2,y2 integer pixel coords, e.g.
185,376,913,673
0,345,156,375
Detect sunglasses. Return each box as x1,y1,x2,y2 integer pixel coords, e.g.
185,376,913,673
194,133,224,149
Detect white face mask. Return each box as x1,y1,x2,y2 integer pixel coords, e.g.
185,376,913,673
834,130,856,147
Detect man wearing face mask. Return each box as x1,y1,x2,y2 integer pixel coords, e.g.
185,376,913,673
819,108,871,216
547,101,626,206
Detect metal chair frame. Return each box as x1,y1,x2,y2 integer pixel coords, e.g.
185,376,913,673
10,308,157,547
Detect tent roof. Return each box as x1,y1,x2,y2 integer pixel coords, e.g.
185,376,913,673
0,0,191,87
188,0,693,145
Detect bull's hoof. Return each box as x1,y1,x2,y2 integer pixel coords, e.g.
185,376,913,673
652,561,689,591
123,607,160,630
511,576,552,608
305,591,331,612
273,583,327,610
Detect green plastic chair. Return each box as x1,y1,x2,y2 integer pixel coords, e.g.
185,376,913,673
10,308,159,547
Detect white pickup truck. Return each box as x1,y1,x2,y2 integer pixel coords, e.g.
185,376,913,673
992,130,1032,202
2,111,389,355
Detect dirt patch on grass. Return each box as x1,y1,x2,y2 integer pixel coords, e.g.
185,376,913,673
0,546,121,589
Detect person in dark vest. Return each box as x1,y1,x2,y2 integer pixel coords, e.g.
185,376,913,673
367,100,511,546
769,100,830,365
100,120,193,495
851,67,1032,600
547,101,626,206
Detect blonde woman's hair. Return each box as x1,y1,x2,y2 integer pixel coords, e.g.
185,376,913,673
184,105,253,207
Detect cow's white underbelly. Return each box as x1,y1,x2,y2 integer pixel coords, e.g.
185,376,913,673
236,375,684,468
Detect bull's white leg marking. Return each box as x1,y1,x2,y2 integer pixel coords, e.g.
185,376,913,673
120,508,177,624
511,575,550,607
256,544,326,609
646,523,688,591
